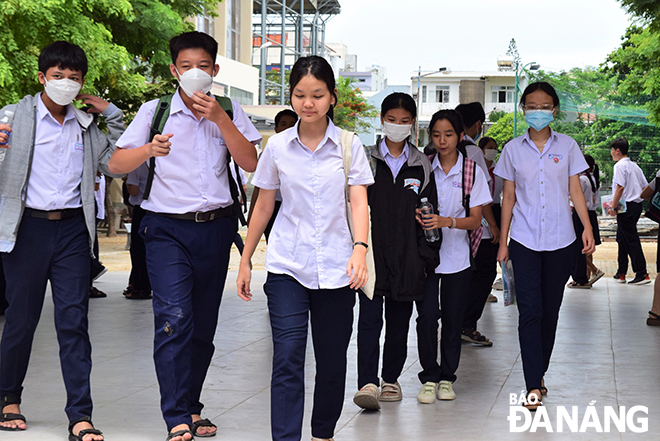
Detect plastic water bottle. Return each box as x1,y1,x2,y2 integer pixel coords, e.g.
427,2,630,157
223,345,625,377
0,111,14,146
419,197,440,242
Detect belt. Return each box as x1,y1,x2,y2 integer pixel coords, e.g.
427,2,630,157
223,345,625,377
147,206,232,223
25,207,83,221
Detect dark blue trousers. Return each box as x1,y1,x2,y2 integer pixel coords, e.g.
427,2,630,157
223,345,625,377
264,272,355,441
140,214,234,431
509,239,575,392
0,212,92,422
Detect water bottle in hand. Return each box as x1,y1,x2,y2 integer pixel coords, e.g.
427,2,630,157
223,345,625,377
419,197,440,242
0,110,14,146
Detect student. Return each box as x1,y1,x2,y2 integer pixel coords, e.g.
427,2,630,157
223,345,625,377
0,41,124,441
236,55,373,441
608,138,650,285
123,162,152,299
247,109,299,241
641,172,660,325
495,82,595,410
353,93,440,410
108,31,261,441
416,109,491,404
568,154,603,288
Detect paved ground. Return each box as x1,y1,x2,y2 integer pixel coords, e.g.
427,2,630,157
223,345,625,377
0,265,659,440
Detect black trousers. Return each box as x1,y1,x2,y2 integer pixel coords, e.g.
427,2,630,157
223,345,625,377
128,206,151,292
417,268,472,384
616,201,647,276
509,239,574,392
571,210,589,284
357,293,420,389
462,239,498,330
0,258,6,312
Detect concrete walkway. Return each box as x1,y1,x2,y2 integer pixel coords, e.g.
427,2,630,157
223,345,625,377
0,270,658,440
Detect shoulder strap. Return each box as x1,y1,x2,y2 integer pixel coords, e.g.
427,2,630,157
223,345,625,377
143,95,173,200
341,129,354,188
142,94,234,201
462,156,476,216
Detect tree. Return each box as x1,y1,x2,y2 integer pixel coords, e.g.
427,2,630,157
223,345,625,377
618,0,660,25
333,76,378,133
506,38,521,65
0,0,220,119
485,113,527,148
264,68,290,105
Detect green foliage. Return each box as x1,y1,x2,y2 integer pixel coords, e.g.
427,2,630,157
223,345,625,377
0,0,220,120
333,76,378,134
485,112,527,148
618,0,660,25
264,67,290,105
488,109,506,123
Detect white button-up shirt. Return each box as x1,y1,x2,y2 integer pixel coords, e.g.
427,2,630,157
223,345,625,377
494,130,588,252
432,152,491,274
580,173,599,211
25,94,84,210
251,119,375,289
126,162,149,206
379,138,409,178
612,157,648,203
116,90,261,213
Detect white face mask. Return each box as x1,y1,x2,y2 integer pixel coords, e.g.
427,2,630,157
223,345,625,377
176,67,214,97
382,121,412,143
484,149,498,161
43,78,82,106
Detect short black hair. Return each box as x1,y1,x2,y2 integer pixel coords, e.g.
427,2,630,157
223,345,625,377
381,92,417,120
169,31,218,65
455,102,485,128
610,138,629,155
520,82,560,108
478,136,497,149
275,109,298,126
38,41,88,77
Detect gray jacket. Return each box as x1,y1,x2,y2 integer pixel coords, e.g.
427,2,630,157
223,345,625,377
0,93,125,253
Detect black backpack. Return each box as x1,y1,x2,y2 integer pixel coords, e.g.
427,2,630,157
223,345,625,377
142,94,247,224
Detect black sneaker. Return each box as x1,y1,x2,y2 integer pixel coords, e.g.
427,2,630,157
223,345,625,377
91,265,108,281
629,274,651,285
613,272,627,283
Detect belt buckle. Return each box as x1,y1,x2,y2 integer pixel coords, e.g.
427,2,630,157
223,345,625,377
194,211,207,223
48,211,63,221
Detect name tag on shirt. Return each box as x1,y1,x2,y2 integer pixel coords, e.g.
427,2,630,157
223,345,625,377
74,143,84,151
403,178,421,194
452,181,463,188
548,153,563,163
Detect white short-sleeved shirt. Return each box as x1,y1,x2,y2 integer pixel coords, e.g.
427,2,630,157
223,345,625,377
647,170,660,191
116,90,261,213
25,94,84,210
580,173,599,211
251,119,375,289
432,152,492,274
612,157,648,203
94,175,105,219
126,162,149,206
464,135,492,186
379,138,409,178
494,129,588,252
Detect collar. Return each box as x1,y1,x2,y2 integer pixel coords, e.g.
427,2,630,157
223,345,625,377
379,138,409,161
619,157,631,163
285,117,339,150
171,88,197,119
521,128,559,151
464,134,476,145
432,151,464,178
37,92,78,124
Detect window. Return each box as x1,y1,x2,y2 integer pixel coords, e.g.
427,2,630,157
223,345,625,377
226,0,241,60
196,12,214,37
491,86,514,103
422,85,427,103
435,85,450,103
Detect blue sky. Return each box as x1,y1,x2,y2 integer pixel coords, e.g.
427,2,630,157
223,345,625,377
324,0,634,84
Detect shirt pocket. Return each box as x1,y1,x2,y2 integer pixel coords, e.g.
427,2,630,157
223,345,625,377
67,142,85,177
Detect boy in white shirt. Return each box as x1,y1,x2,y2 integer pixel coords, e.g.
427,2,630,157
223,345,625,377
608,138,650,285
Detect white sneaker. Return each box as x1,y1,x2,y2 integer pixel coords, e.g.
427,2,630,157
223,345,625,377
417,382,437,404
437,380,456,400
492,278,503,290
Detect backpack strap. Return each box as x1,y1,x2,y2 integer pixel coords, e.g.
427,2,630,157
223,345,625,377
142,94,234,201
462,156,482,258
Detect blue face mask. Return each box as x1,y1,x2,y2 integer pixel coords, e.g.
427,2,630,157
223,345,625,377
525,109,554,131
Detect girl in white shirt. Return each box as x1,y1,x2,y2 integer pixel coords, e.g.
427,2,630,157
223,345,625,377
495,82,595,410
569,154,603,288
236,56,373,441
416,110,491,404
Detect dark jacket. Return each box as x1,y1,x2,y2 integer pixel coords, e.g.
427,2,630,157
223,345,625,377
367,140,440,301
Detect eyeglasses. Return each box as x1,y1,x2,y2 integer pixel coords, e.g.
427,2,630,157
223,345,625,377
523,105,555,111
